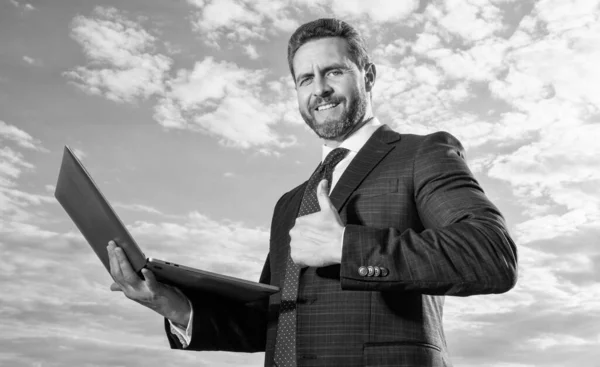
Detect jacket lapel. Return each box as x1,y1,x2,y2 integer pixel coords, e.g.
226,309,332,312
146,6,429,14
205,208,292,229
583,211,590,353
329,125,400,212
271,182,306,241
271,124,400,246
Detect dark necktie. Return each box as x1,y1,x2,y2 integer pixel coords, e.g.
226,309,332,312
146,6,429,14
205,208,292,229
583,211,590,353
273,147,350,367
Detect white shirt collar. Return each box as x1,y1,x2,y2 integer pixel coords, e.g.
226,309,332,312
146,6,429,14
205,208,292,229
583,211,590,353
321,117,382,162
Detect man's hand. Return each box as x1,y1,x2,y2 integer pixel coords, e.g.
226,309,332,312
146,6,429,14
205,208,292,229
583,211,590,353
289,179,344,268
107,241,191,327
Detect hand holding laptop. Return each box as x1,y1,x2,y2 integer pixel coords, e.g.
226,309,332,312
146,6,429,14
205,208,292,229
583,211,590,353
107,240,191,327
54,146,278,305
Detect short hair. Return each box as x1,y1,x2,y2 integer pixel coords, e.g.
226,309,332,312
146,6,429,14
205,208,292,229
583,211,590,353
287,18,370,81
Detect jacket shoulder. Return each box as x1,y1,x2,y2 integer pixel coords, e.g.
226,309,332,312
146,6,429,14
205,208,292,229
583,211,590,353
398,130,462,145
392,130,465,154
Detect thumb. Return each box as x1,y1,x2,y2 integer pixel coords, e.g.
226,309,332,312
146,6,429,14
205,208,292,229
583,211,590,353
110,282,122,292
316,179,336,212
141,268,158,287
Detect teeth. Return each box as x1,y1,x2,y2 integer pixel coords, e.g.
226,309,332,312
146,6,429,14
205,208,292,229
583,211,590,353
316,103,337,111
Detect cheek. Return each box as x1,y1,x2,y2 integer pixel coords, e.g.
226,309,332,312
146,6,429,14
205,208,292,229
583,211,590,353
297,91,310,111
340,79,361,98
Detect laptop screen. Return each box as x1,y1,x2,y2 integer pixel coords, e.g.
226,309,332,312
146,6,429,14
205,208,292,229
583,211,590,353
54,146,147,274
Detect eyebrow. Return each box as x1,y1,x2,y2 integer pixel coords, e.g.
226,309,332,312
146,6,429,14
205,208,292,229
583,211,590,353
295,63,350,84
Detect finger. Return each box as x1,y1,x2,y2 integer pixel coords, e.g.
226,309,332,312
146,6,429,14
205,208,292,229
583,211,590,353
141,268,158,290
316,179,336,212
289,223,298,239
110,282,123,292
113,246,140,284
107,241,124,281
289,245,307,268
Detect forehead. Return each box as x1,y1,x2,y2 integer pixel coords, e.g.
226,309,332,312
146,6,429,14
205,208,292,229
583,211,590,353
292,37,354,73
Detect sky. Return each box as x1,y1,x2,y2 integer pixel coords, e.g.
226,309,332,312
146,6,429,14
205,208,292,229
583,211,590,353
1,0,599,366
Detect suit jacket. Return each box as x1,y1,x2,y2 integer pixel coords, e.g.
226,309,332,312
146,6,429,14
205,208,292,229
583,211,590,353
165,126,518,367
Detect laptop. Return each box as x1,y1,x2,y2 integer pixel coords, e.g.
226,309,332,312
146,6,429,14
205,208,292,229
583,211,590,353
54,146,278,302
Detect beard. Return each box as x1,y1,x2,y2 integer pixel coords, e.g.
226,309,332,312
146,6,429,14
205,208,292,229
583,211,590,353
300,88,368,140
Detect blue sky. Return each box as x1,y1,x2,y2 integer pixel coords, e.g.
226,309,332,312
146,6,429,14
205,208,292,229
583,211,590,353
1,0,599,366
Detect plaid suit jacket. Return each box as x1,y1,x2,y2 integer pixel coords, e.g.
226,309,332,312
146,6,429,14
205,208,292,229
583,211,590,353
166,125,518,367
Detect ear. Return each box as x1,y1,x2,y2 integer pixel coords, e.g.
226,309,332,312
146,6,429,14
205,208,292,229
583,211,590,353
364,63,376,92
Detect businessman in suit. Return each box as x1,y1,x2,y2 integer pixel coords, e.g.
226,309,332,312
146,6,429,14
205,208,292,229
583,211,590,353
107,18,518,367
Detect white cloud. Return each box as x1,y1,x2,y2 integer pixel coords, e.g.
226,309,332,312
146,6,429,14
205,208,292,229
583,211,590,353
488,122,600,243
0,125,49,218
188,0,418,48
529,333,596,350
368,0,600,249
127,210,269,280
514,211,595,244
0,120,44,150
64,7,172,103
70,147,87,160
432,37,509,81
480,0,600,242
243,44,260,59
327,0,419,23
65,6,301,152
154,57,297,150
0,147,34,181
113,202,163,215
373,60,484,139
22,56,37,65
426,0,509,43
372,39,411,64
0,123,54,228
534,0,600,34
189,0,298,47
9,0,34,10
0,188,54,207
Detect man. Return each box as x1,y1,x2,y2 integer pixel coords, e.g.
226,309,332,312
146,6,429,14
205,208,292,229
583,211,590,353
108,18,518,367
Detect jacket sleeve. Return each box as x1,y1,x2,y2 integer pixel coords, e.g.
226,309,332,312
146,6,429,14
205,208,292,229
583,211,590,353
340,131,518,296
164,254,270,352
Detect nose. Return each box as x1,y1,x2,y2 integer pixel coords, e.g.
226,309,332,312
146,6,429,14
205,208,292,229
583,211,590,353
312,75,333,98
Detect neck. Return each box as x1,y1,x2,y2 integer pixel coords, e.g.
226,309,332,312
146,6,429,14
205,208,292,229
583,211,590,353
323,114,374,149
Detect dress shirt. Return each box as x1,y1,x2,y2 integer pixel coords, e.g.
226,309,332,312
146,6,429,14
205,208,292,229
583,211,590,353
169,117,383,347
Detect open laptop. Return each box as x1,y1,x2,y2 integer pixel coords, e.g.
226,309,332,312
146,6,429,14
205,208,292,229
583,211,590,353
54,146,278,302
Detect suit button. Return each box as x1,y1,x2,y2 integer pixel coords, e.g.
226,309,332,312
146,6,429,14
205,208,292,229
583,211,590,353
380,267,389,277
367,266,374,277
373,266,381,277
358,266,368,276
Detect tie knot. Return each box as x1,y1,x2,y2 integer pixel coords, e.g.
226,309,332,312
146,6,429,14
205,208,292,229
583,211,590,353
322,147,349,170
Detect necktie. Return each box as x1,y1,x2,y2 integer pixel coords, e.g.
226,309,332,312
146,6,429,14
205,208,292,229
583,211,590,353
273,147,350,367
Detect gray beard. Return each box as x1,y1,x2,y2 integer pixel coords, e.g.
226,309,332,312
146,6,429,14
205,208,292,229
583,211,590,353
302,94,368,140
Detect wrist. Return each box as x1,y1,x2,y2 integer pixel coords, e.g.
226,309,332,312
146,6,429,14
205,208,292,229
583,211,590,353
158,285,191,326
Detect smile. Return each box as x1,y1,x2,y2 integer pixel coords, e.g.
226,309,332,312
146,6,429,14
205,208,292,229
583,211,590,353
315,102,340,111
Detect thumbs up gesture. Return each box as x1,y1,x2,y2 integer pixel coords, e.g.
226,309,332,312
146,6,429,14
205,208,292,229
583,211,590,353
289,179,344,268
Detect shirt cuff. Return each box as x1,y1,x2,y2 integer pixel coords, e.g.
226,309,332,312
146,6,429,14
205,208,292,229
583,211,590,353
341,227,346,249
168,298,194,348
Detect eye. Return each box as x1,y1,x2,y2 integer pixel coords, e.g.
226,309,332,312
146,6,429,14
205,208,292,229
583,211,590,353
299,77,313,86
328,70,342,77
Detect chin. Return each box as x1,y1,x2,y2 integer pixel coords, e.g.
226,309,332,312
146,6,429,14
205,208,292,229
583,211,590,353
301,106,359,140
313,119,355,140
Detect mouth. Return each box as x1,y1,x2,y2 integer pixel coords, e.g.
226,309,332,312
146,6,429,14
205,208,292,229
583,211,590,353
314,101,341,112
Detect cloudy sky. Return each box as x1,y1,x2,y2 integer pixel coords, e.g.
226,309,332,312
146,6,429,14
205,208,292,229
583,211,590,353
1,0,599,366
